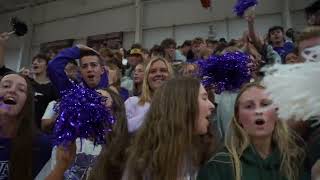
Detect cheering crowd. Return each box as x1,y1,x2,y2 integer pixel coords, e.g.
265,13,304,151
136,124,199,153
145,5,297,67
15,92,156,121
0,0,320,180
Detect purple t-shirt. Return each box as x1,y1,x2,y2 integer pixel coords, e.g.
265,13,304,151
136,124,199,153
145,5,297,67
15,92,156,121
273,42,294,63
0,134,52,180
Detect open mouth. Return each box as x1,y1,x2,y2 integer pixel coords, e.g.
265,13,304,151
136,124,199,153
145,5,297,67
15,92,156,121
87,75,94,80
3,97,17,105
255,119,265,126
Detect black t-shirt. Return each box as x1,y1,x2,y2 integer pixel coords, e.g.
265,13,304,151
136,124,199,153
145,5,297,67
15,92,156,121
30,79,59,130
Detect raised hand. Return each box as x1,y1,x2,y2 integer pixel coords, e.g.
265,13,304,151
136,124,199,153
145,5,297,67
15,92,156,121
45,142,77,180
55,142,77,171
76,44,99,54
312,160,320,180
245,13,255,23
0,32,9,47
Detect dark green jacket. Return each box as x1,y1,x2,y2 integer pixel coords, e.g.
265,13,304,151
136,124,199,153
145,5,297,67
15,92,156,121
197,146,289,180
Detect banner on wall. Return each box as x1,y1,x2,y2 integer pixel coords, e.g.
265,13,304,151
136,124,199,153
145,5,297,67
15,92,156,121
40,39,74,60
86,32,123,51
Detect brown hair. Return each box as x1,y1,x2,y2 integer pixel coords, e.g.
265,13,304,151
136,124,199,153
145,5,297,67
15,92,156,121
99,47,114,59
192,37,205,46
79,49,104,66
199,48,213,59
3,74,36,180
32,54,50,64
88,88,130,180
133,62,146,96
225,82,305,180
179,63,198,77
150,45,164,58
105,62,122,88
126,77,218,180
160,38,177,49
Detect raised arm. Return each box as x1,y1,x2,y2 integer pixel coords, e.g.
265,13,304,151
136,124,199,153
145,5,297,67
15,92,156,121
47,47,81,95
45,143,76,180
246,15,264,51
0,32,9,68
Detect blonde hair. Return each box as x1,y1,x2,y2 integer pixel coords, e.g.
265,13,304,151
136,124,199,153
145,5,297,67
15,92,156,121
225,82,305,180
138,56,173,105
179,63,198,77
199,48,213,59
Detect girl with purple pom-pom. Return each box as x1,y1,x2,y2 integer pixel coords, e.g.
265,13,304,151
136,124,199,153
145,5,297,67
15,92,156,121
87,88,131,180
44,87,128,180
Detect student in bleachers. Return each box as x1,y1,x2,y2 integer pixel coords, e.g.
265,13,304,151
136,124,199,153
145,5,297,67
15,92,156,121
297,26,320,62
40,60,79,133
245,14,284,65
99,47,114,63
123,77,218,180
19,67,32,78
31,54,59,130
305,0,320,26
197,82,307,180
176,40,192,62
199,48,213,60
180,63,198,77
187,37,206,62
121,48,144,92
150,44,165,59
0,32,58,131
160,38,177,62
206,39,219,54
125,57,173,133
293,26,320,177
106,62,129,101
132,62,145,96
0,73,52,180
141,48,151,63
48,44,108,94
284,48,301,64
44,88,125,180
88,88,131,180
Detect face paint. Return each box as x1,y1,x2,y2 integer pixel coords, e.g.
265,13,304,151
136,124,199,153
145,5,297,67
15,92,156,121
254,103,276,114
301,44,320,62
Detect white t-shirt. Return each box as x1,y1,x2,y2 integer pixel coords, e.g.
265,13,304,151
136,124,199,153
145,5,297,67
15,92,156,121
42,100,57,120
125,96,150,133
36,138,102,180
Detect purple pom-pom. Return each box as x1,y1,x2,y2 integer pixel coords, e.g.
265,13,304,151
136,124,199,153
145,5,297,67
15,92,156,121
197,51,252,94
233,0,258,17
53,84,115,146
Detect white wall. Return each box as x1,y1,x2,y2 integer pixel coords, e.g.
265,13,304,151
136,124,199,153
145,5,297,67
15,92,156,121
4,48,20,71
0,0,310,70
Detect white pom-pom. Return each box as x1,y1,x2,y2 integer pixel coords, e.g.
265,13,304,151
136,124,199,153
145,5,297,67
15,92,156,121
262,62,320,121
